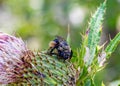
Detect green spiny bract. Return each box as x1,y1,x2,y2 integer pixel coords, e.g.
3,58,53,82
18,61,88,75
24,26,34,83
7,52,76,86
32,52,76,85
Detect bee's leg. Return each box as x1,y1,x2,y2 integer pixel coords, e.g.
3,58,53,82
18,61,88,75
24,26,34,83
47,47,55,55
69,50,73,59
50,53,58,56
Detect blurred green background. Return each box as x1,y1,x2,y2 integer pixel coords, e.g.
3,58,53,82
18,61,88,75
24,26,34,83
0,0,120,85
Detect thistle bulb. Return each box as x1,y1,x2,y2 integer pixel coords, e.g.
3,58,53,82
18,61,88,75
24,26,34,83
0,32,76,85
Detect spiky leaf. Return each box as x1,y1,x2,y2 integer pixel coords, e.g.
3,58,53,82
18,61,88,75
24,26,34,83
105,32,120,58
86,1,106,66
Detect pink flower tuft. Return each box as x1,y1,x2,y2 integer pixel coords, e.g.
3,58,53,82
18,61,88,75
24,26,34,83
0,32,33,84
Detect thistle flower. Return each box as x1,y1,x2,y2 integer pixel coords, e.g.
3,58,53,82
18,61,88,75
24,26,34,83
0,32,76,85
0,32,33,84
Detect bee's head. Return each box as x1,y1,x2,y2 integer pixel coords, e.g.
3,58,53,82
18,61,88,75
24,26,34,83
53,38,59,44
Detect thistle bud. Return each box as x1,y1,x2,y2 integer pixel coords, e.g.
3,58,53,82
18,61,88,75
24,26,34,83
0,32,33,84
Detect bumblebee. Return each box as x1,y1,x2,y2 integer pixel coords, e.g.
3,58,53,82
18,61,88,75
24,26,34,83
47,36,73,60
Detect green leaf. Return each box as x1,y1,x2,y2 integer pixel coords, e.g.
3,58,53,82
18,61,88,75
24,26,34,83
101,81,105,86
86,1,106,66
85,79,91,86
67,26,71,45
105,32,120,58
85,79,95,86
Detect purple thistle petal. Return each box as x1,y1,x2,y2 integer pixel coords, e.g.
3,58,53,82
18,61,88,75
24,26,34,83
0,32,32,84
